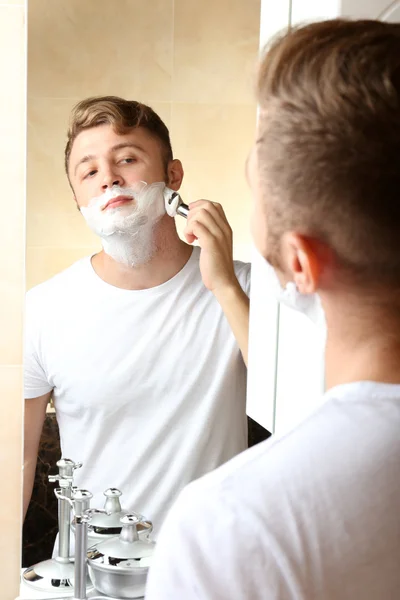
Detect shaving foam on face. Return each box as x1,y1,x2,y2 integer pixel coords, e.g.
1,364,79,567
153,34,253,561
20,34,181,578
80,181,167,267
164,187,180,217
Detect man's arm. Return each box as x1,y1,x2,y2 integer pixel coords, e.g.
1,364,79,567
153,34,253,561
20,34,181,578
184,200,250,365
213,283,249,366
23,392,52,520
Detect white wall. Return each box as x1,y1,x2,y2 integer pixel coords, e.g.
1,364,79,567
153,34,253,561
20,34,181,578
246,0,292,434
0,1,26,598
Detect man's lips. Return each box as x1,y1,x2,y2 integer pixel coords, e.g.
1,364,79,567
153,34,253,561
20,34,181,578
103,195,133,210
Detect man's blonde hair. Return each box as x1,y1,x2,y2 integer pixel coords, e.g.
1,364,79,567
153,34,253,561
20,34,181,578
257,19,400,285
65,96,173,175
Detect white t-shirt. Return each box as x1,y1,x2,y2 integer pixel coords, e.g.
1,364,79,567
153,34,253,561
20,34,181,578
145,381,400,600
25,247,250,534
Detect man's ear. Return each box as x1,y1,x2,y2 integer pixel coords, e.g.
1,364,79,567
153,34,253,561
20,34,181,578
282,232,321,294
167,159,184,191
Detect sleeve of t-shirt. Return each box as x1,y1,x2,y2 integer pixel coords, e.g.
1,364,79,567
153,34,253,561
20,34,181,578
24,291,53,399
234,261,251,297
145,482,292,600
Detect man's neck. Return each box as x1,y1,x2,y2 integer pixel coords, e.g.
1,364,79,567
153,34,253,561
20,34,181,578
324,292,400,390
91,231,193,291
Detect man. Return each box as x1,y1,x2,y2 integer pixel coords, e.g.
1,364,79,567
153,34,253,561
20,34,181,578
145,19,400,599
24,97,251,535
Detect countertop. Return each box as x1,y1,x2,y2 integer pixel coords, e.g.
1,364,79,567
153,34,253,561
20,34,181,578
18,570,144,600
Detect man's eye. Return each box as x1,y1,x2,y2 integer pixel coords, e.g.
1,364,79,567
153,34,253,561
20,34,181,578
84,169,97,179
121,157,136,164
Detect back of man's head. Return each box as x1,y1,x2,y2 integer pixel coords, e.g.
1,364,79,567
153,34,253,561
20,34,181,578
257,19,400,287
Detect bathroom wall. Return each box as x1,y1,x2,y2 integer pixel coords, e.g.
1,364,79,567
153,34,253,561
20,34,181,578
0,1,26,597
27,0,260,290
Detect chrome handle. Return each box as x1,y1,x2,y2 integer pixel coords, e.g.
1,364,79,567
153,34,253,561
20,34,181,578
119,512,151,543
103,487,123,513
54,488,74,507
48,458,82,485
104,487,122,498
121,513,144,525
177,203,189,218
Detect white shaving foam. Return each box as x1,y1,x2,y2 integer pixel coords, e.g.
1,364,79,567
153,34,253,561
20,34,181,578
80,181,167,267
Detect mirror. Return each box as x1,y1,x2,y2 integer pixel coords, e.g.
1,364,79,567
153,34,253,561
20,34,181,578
23,0,262,580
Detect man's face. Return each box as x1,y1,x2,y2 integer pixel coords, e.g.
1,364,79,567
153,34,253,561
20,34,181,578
68,124,168,208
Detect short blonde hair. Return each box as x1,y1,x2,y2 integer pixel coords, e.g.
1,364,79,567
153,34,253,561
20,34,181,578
65,96,173,175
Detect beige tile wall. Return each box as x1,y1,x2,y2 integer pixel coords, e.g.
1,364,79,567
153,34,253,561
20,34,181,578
0,1,26,596
27,0,260,288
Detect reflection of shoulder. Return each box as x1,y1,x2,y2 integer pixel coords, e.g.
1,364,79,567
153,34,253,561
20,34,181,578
26,257,91,310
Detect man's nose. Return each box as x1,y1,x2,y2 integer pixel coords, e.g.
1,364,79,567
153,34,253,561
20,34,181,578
101,170,124,190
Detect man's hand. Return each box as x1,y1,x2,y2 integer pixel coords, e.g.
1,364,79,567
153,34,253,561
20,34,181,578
184,200,249,365
184,200,237,294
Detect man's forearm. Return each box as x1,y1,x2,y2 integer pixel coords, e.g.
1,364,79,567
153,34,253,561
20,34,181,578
23,457,37,520
214,282,250,366
23,393,51,520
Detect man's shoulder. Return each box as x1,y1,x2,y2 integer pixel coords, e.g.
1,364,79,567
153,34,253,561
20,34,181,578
176,383,400,514
26,257,91,307
151,388,400,599
175,436,271,518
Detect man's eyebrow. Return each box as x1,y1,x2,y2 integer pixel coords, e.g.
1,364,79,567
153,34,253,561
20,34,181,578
110,142,147,154
74,154,95,176
73,143,148,176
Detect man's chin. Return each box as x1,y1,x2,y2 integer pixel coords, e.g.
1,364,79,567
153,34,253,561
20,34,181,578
94,218,144,235
95,228,139,238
